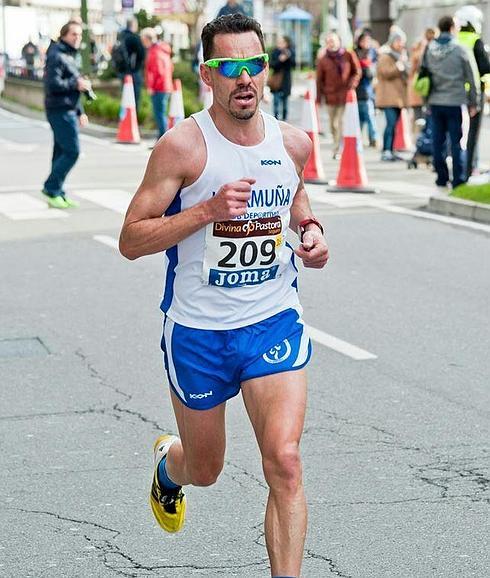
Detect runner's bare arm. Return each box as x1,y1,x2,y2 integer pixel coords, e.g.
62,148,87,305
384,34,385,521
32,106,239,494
119,120,254,260
280,123,329,269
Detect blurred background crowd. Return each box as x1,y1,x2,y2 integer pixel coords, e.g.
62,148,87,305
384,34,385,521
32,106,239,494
1,1,489,189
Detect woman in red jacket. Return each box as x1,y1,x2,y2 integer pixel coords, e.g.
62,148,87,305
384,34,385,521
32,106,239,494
316,33,361,159
141,28,174,139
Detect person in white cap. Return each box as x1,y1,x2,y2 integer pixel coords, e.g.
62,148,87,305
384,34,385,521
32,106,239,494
455,4,490,178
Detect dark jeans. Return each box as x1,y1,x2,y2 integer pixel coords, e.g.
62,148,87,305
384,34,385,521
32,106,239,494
431,105,464,188
131,70,142,111
273,91,289,121
44,109,80,197
151,92,171,138
382,107,401,152
120,70,143,111
465,109,481,179
358,99,378,142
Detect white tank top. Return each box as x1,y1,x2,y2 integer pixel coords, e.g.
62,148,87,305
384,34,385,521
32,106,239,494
160,109,301,330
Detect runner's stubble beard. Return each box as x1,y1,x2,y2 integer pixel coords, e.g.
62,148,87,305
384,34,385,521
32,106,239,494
228,86,260,121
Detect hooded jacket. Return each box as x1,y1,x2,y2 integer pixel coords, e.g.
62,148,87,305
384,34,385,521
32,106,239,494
44,40,83,114
145,42,173,93
425,33,478,106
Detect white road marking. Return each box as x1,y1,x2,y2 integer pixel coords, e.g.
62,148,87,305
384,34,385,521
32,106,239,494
307,188,490,232
93,235,119,250
0,183,140,193
378,204,490,232
0,136,38,152
306,325,377,361
0,193,68,220
73,189,133,214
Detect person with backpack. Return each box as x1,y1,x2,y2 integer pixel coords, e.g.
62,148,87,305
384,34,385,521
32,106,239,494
141,28,174,140
112,17,145,111
425,15,478,189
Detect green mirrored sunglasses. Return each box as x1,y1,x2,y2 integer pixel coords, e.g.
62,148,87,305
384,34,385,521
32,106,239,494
204,53,269,78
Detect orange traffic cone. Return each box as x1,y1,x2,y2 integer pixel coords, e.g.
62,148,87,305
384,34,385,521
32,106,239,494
168,79,185,129
307,72,321,133
300,90,327,184
116,75,140,144
393,108,413,152
327,90,377,193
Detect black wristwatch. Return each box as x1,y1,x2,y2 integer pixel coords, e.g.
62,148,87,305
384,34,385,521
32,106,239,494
297,217,324,242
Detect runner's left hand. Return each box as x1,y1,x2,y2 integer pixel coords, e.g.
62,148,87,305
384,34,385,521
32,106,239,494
79,114,89,128
295,230,329,269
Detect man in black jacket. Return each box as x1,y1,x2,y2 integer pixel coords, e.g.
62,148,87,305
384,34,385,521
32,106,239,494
119,17,146,111
42,20,92,208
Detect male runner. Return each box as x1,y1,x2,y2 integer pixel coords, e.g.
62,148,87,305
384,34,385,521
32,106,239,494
119,14,329,578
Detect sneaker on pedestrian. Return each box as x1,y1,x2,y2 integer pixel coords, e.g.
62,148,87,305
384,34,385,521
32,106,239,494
62,196,79,208
381,151,396,162
150,434,186,533
369,139,378,148
42,190,69,209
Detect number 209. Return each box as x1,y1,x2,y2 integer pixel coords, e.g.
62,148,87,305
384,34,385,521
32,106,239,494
218,239,276,268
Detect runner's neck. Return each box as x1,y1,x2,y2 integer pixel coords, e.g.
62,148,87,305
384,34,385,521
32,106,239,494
208,105,265,147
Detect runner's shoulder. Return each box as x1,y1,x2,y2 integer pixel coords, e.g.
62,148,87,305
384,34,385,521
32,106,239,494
278,121,312,170
151,118,205,179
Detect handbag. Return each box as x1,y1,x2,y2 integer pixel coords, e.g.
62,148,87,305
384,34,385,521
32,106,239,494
413,65,431,98
267,70,284,92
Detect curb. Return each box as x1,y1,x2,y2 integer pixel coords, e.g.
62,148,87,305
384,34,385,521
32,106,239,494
428,194,490,224
0,98,155,139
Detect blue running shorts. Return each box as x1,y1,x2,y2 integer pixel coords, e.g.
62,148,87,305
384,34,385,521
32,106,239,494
161,308,311,410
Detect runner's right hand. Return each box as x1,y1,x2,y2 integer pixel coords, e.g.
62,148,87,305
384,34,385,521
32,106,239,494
206,178,255,221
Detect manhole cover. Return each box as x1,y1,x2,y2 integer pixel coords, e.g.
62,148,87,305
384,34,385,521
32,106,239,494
0,337,50,358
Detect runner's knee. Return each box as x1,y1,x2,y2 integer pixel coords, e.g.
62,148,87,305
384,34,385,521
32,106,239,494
188,457,224,487
262,443,302,493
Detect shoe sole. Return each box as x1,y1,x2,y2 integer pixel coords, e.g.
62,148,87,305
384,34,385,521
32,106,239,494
150,434,186,533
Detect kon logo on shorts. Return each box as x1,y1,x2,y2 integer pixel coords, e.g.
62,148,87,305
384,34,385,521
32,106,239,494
263,339,292,364
189,390,213,400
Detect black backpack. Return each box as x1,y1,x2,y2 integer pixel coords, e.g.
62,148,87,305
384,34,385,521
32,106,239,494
111,38,130,74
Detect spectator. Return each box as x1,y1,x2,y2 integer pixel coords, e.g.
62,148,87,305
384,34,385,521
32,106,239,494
21,38,39,79
269,36,295,121
354,32,378,147
455,5,490,179
118,17,146,111
42,20,91,209
375,28,409,161
425,15,478,188
316,32,361,159
141,27,174,141
217,0,245,17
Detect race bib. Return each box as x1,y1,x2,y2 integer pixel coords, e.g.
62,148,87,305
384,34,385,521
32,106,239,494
203,216,285,288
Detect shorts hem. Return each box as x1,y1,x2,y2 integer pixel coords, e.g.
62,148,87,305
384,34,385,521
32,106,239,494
167,380,241,411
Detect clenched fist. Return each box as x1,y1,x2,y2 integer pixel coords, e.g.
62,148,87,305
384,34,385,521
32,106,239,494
206,178,256,221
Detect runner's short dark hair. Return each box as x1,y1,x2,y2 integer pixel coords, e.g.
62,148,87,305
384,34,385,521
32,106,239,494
438,16,454,33
201,14,265,61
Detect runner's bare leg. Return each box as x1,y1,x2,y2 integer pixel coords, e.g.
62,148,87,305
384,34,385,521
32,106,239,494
165,390,227,487
241,370,307,577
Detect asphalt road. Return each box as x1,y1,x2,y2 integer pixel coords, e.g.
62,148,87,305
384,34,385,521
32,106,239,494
0,104,489,578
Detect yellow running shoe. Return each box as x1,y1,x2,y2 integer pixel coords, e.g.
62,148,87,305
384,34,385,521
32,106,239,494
149,435,186,533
